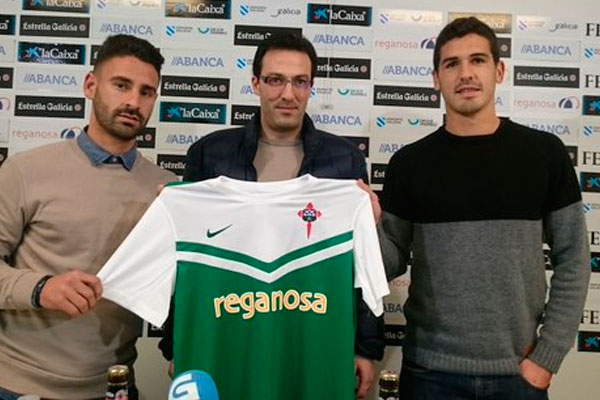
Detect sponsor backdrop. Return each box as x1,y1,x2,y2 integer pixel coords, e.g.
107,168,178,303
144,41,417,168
1,0,599,398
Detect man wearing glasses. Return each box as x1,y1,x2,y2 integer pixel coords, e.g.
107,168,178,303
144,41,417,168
159,33,383,399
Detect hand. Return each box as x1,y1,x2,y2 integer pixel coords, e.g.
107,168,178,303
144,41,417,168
168,361,174,378
520,358,552,390
355,355,376,399
40,271,102,317
357,179,381,224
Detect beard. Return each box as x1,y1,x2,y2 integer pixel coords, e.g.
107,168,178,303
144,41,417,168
92,94,147,141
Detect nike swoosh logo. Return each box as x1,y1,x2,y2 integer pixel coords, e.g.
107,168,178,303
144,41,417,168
206,224,232,238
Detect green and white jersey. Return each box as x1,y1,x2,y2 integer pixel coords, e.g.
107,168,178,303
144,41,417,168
98,174,389,400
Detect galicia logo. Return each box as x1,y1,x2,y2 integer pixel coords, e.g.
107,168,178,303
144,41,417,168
239,4,249,16
420,37,436,49
583,125,600,137
160,102,226,124
170,55,224,68
312,33,365,47
379,12,389,24
236,58,249,70
18,42,85,65
558,96,580,109
376,116,386,127
311,113,363,127
165,25,176,37
60,126,81,139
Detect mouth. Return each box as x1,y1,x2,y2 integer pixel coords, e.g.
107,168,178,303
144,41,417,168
455,86,481,96
116,112,141,126
275,104,298,115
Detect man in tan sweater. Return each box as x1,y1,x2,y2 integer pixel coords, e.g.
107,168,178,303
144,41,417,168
0,35,176,399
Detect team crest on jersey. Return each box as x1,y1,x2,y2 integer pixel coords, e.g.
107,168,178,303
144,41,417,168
298,202,322,239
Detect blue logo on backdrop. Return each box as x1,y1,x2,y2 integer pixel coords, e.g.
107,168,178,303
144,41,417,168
160,102,226,124
558,96,580,109
376,116,386,127
420,38,436,49
170,55,225,68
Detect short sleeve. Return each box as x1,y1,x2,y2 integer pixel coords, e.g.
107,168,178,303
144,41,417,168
97,196,177,327
352,195,390,316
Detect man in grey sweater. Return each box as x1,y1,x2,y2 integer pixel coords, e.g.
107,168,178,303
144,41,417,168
378,17,590,400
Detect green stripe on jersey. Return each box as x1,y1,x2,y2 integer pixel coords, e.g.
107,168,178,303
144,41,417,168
176,231,353,273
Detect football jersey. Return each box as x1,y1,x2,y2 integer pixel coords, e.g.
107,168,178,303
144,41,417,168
98,174,389,400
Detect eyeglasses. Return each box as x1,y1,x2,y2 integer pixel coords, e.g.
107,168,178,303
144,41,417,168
259,75,312,91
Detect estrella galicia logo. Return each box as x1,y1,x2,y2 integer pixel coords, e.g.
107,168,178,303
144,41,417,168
583,95,600,116
307,4,371,27
498,37,511,58
371,163,387,185
234,25,302,46
0,15,16,35
514,66,579,88
165,0,231,19
157,154,186,176
374,85,440,108
18,42,85,65
161,76,229,99
20,15,90,38
581,172,600,193
578,331,600,352
230,104,258,125
316,57,370,79
0,67,13,89
14,95,85,118
591,252,600,273
160,102,226,124
136,127,156,149
384,324,406,346
0,147,7,168
22,0,90,14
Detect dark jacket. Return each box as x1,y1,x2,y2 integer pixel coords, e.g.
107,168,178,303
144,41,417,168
159,114,384,361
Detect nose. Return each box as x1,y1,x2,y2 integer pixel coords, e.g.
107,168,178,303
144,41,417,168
458,62,473,81
125,90,142,109
280,80,295,100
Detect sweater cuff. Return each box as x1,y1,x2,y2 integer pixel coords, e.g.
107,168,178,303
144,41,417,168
12,272,49,309
528,338,570,374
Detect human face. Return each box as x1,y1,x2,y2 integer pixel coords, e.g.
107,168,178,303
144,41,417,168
84,56,159,142
252,49,312,135
433,33,504,119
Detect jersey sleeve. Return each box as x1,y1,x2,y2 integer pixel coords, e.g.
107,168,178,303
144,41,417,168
352,195,390,316
97,196,177,327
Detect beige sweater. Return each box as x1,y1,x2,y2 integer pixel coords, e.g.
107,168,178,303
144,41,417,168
0,140,176,399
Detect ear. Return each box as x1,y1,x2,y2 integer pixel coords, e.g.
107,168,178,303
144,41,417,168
495,60,505,85
83,72,97,100
251,75,260,96
432,70,441,91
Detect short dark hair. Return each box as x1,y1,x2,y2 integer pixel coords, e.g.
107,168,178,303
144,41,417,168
94,34,164,75
252,33,318,80
433,17,500,71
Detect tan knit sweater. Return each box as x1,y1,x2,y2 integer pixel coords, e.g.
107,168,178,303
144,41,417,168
0,140,176,399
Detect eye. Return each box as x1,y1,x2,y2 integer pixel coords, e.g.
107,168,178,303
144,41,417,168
444,60,458,69
294,78,311,89
266,76,284,86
